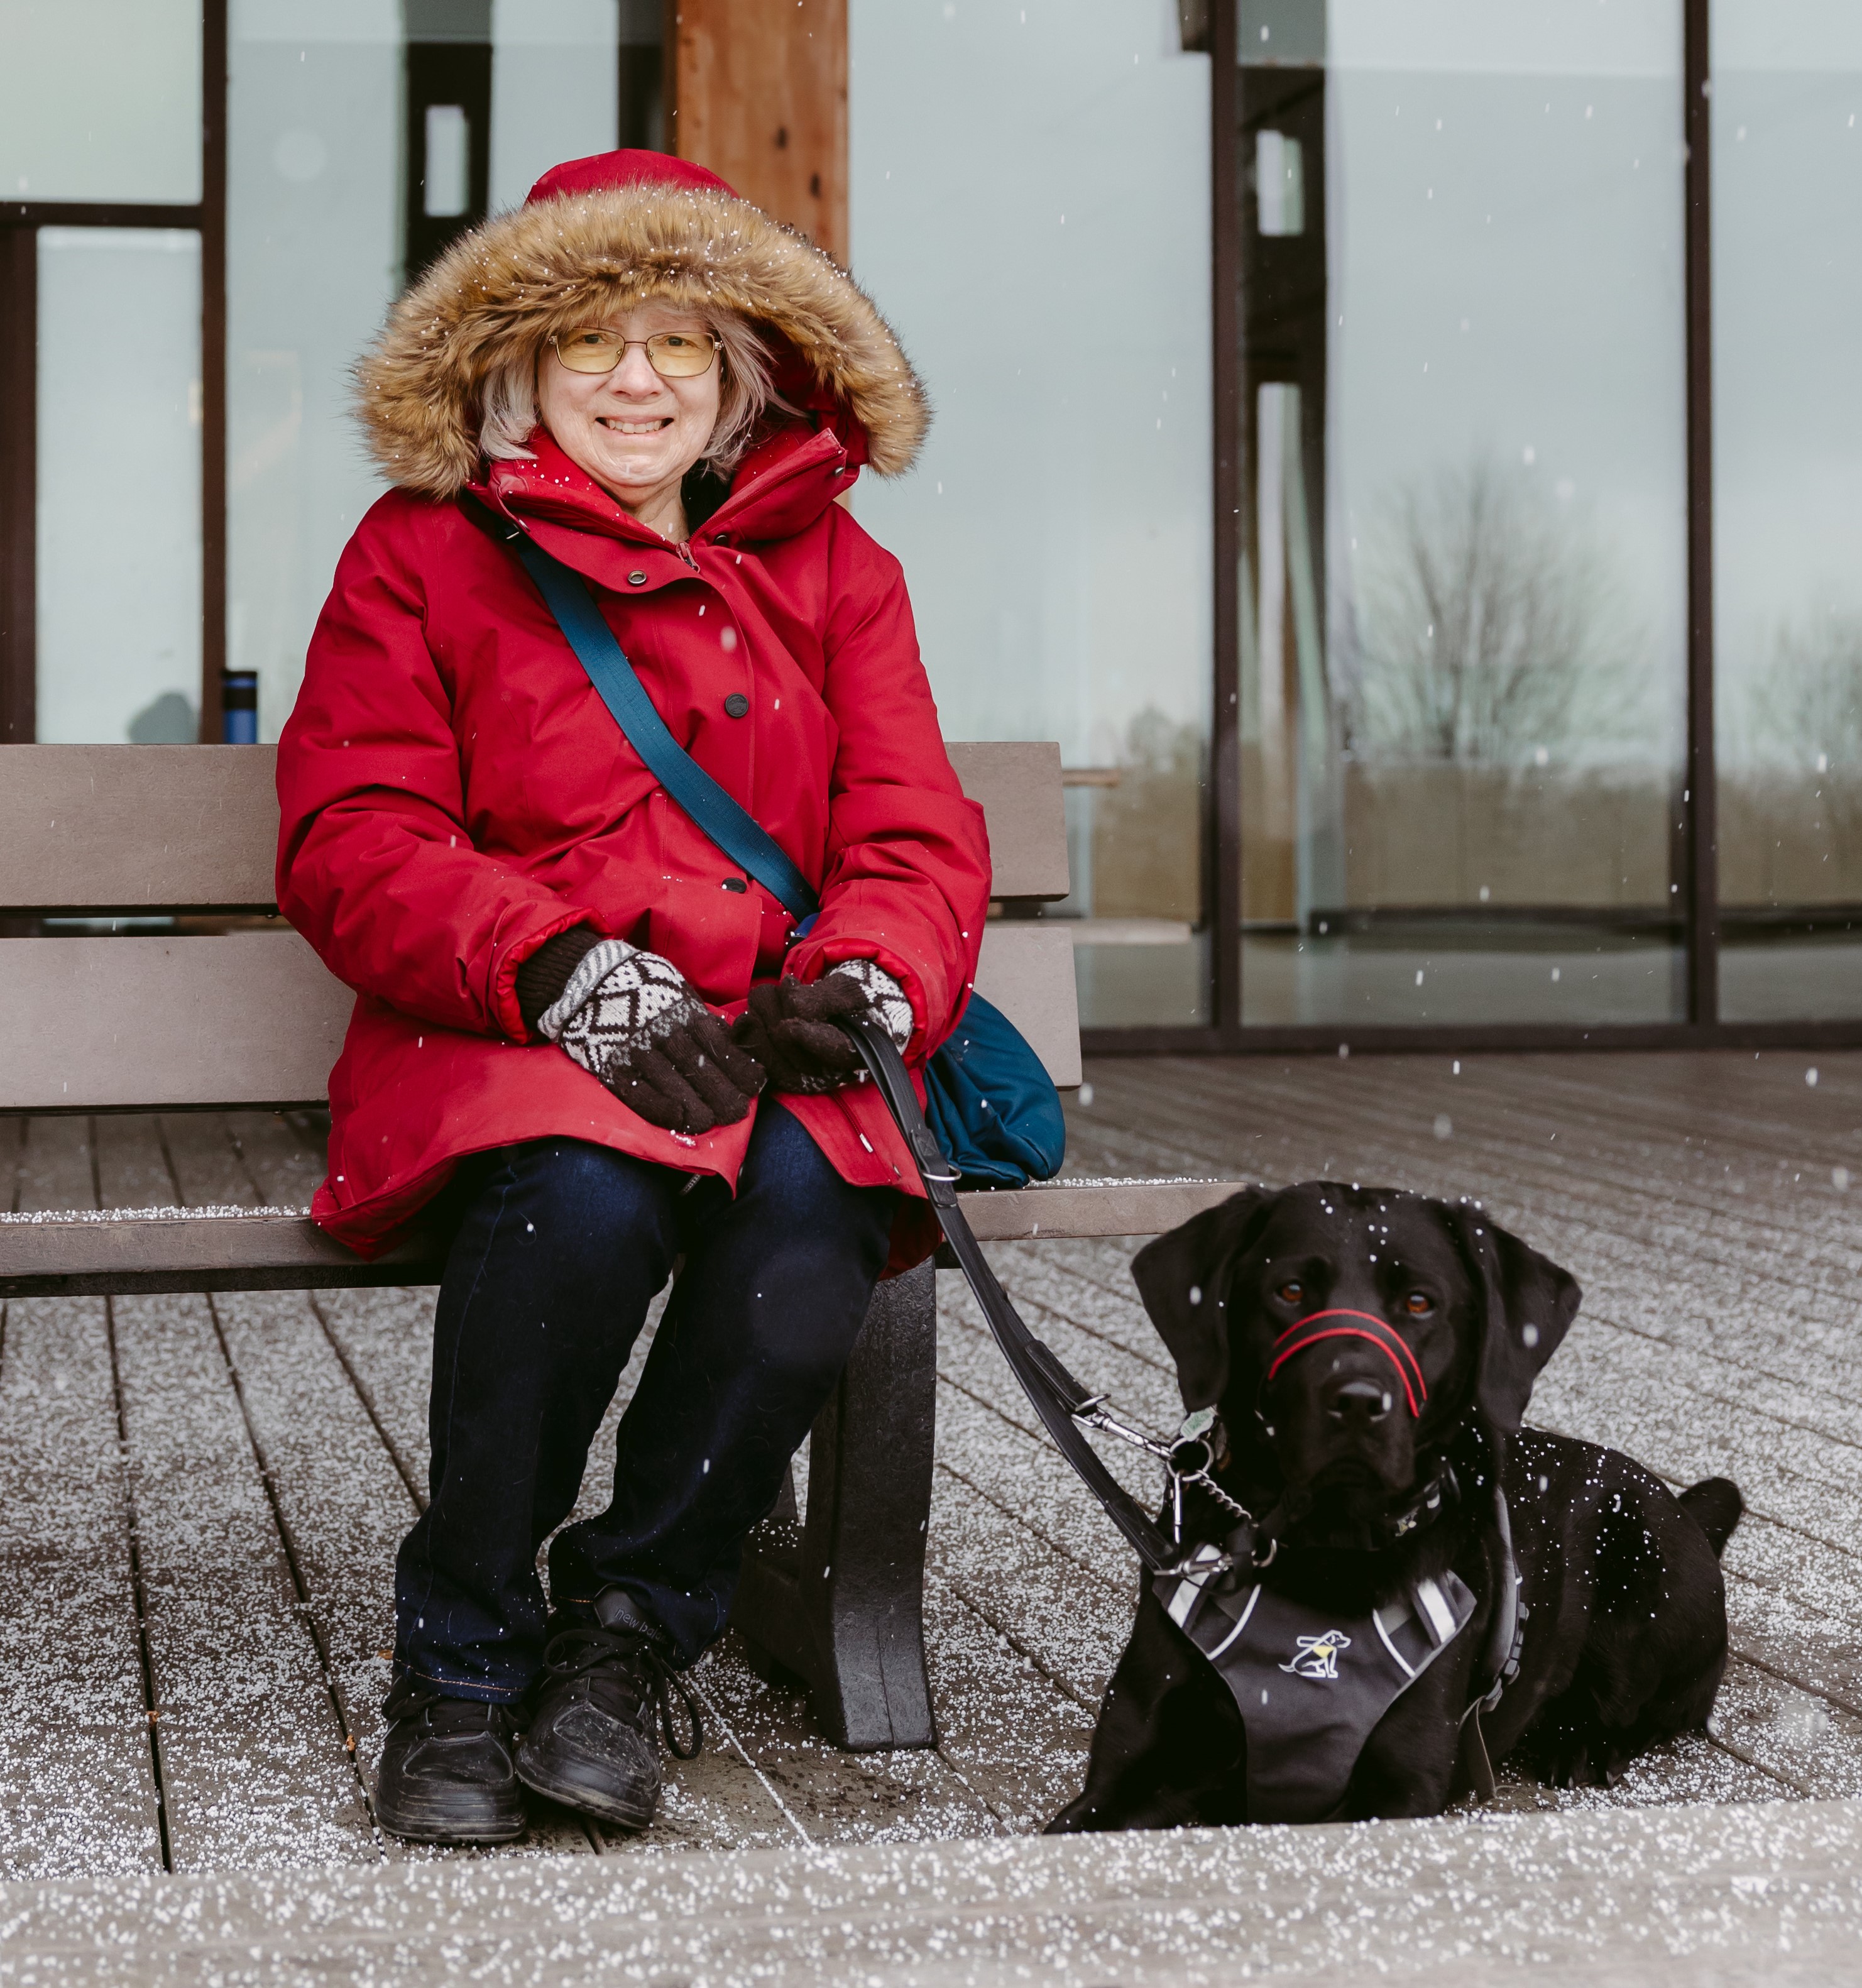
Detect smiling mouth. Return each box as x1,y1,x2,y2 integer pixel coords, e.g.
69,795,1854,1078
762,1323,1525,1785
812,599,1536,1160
598,416,673,436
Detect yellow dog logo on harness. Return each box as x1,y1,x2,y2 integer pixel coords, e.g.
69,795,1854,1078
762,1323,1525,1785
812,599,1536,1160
1279,1630,1353,1681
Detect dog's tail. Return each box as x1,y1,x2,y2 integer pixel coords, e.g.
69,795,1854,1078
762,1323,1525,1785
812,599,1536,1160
1679,1476,1744,1557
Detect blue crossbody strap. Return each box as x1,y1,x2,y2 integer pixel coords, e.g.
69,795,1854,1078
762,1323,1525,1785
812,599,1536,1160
509,530,821,923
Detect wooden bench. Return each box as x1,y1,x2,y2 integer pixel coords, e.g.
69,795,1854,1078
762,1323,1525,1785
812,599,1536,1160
0,742,1239,1750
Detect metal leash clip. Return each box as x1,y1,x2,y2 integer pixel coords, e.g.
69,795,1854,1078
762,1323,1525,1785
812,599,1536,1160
1075,1400,1271,1571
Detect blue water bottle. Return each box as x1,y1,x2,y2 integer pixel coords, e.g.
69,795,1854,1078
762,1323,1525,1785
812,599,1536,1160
222,670,258,744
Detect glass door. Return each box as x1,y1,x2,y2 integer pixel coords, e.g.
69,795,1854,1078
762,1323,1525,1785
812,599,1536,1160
1238,0,1692,1028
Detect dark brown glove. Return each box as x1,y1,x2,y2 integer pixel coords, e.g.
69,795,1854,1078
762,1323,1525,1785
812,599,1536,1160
527,933,765,1136
729,974,872,1093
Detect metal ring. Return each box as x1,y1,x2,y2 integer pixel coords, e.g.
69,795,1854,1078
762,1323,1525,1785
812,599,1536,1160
1169,1436,1215,1478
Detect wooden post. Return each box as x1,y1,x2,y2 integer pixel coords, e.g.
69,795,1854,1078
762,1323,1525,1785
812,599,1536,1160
669,0,847,263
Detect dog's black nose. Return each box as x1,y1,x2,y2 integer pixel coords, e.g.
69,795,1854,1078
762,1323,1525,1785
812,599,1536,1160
1328,1378,1393,1427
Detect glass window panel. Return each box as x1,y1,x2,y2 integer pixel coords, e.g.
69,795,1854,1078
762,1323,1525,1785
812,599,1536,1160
1713,2,1862,1020
1,0,202,204
1240,0,1689,1028
488,0,622,212
849,1,1214,1029
227,0,403,743
228,0,635,740
36,229,202,744
424,104,471,216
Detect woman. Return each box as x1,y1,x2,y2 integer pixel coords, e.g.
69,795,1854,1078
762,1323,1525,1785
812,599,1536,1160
277,149,989,1845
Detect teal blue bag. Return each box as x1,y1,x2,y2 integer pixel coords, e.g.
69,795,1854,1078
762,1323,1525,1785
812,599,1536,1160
508,530,1066,1189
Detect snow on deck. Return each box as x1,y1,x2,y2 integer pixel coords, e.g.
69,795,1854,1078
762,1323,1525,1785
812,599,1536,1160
2,1051,1859,1887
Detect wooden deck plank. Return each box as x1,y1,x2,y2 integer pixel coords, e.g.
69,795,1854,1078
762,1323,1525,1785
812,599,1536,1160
0,1116,162,1880
934,1380,1137,1589
156,1113,266,1211
1468,1051,1862,1170
1318,1056,1862,1260
1070,1063,1862,1407
21,1798,1862,1987
1532,1327,1862,1546
13,1114,99,1214
917,1569,1097,1832
109,1291,380,1871
202,1288,610,1860
939,1269,1178,1439
90,1109,378,1871
226,1109,329,1211
927,1468,1125,1704
0,1296,165,1881
1149,1051,1859,1270
92,1114,182,1212
980,1243,1169,1377
694,1635,999,1846
1709,1656,1862,1800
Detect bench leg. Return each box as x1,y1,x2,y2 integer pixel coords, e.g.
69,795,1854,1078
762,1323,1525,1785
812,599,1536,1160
730,1259,936,1750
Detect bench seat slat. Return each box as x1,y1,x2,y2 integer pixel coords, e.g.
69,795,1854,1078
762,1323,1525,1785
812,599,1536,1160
0,1180,1247,1297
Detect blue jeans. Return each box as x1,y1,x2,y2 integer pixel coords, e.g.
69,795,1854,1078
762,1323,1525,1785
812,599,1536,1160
393,1101,897,1701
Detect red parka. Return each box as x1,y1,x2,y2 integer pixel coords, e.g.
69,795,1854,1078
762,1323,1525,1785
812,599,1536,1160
276,154,990,1262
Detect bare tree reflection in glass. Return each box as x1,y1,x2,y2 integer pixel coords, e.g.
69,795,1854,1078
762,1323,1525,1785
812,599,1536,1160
1346,455,1651,771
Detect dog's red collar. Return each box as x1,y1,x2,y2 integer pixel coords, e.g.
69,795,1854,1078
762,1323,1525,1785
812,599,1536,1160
1266,1308,1428,1417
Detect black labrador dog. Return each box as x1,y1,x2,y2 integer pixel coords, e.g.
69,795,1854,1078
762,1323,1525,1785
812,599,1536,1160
1048,1183,1741,1831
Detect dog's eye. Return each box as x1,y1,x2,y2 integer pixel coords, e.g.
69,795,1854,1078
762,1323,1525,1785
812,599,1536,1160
1403,1290,1434,1316
1276,1280,1303,1305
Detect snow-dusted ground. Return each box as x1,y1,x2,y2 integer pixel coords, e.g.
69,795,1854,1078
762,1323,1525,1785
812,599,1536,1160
2,1050,1859,1881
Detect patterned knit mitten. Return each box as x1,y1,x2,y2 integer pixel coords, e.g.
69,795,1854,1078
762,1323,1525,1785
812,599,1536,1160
538,938,765,1134
728,960,914,1094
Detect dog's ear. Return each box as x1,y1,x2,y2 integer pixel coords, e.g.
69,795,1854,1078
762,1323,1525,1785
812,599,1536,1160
1443,1202,1582,1436
1131,1187,1281,1410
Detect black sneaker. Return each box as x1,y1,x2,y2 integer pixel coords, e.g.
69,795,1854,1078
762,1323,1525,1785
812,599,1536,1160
514,1589,703,1831
375,1680,527,1845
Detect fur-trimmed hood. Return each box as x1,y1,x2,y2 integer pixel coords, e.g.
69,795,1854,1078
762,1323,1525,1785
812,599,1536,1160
356,159,928,498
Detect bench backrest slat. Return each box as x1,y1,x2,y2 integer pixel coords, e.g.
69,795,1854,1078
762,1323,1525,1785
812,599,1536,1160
0,742,1070,911
3,746,277,913
0,923,1077,1111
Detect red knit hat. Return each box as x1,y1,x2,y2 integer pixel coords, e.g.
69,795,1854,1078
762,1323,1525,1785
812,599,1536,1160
526,149,738,206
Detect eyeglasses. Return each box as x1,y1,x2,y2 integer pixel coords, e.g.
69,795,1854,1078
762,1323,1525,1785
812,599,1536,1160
552,327,722,378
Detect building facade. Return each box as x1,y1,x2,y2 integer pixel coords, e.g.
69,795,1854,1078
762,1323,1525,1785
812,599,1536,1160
2,0,1856,1050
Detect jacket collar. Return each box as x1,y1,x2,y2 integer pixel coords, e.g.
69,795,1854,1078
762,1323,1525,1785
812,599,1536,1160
471,420,857,553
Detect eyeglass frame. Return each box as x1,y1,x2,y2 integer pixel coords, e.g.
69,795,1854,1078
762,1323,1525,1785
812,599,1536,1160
549,327,723,378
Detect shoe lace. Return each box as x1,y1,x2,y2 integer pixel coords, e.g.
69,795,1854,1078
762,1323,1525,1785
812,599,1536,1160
540,1624,705,1761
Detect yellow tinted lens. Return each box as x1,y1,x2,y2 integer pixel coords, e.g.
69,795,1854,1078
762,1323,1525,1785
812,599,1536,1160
557,329,625,373
647,332,717,378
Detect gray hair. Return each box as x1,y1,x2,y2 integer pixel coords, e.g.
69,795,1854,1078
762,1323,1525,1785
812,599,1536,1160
481,309,777,478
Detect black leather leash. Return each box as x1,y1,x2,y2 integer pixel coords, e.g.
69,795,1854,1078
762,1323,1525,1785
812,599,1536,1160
836,1014,1184,1574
